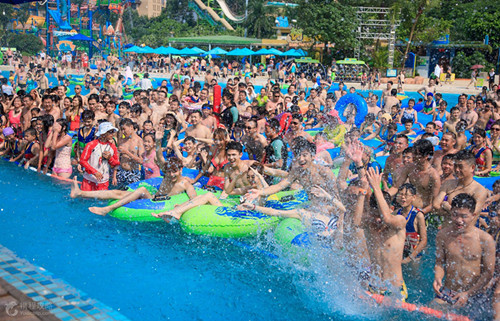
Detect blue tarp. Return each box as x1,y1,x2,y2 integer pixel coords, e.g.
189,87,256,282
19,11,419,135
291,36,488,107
48,9,71,30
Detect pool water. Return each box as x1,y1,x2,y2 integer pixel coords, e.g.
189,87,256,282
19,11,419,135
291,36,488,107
0,161,454,321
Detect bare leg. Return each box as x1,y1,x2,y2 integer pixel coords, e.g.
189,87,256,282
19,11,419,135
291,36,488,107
70,176,130,199
88,186,152,216
152,192,223,221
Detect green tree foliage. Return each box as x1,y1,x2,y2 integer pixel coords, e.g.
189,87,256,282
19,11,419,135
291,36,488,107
295,0,358,50
7,33,43,56
244,0,276,39
452,51,495,78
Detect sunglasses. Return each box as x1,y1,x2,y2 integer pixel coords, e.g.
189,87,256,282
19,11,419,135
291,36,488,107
245,126,254,130
491,128,500,131
291,122,300,125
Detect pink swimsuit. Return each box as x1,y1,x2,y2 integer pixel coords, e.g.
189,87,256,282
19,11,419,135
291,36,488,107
143,149,160,179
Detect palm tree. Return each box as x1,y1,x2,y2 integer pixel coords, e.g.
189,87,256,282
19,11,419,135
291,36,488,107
244,0,275,39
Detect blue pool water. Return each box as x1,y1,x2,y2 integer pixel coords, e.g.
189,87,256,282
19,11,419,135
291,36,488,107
0,161,449,321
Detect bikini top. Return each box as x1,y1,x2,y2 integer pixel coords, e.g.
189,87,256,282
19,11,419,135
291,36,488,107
211,157,228,172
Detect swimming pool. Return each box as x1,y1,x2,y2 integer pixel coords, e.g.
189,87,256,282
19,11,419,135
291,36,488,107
0,160,454,321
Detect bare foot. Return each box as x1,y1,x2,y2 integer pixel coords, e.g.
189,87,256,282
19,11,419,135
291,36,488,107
88,207,109,216
152,209,182,221
70,176,81,198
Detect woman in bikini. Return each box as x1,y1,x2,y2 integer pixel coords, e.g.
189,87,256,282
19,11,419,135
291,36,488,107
7,96,24,136
46,118,73,178
469,128,492,176
68,95,84,131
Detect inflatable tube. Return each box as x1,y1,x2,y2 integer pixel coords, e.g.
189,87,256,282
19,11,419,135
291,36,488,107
108,178,220,221
180,190,309,238
327,83,347,92
69,80,85,86
334,94,368,127
306,130,321,137
180,205,280,238
273,218,310,265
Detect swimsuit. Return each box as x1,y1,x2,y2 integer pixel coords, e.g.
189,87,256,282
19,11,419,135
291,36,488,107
53,144,73,175
398,206,422,259
77,126,96,150
24,141,36,161
115,166,142,190
368,281,408,302
400,108,415,124
434,111,447,123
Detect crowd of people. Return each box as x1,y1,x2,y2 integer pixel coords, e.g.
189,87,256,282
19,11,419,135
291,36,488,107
1,55,500,319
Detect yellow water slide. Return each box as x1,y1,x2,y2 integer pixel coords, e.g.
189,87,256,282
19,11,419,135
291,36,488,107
193,0,235,31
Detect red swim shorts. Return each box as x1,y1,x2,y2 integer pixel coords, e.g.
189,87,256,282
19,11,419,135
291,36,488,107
81,178,109,191
206,175,225,190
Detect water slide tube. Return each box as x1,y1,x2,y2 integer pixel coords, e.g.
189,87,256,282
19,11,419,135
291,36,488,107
192,0,235,31
216,0,245,22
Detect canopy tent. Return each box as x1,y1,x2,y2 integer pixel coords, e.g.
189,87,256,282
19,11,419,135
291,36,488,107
190,47,207,54
179,47,200,56
155,46,182,55
252,48,282,56
226,48,255,56
139,46,155,54
124,45,141,53
295,57,320,63
296,49,307,56
206,47,228,55
282,49,304,57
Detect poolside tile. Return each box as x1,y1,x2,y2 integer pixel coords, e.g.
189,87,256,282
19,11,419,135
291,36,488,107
4,267,21,274
64,294,76,300
27,292,40,297
40,280,53,285
61,304,75,311
23,279,36,284
25,270,38,275
79,304,94,311
6,259,17,263
44,293,58,299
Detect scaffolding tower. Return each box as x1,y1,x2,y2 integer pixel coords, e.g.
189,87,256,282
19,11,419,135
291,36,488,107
355,7,400,68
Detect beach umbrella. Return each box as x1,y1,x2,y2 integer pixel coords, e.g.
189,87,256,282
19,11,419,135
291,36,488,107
179,47,199,56
226,48,244,56
206,47,228,55
238,48,255,56
140,46,155,54
190,47,207,54
124,45,141,53
266,48,283,56
282,49,303,57
155,46,182,55
470,64,484,69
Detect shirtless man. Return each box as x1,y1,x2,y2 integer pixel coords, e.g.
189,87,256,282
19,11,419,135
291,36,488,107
334,81,345,100
185,110,212,140
364,167,408,300
171,136,198,169
432,193,495,312
246,140,339,207
391,139,441,215
236,90,250,117
113,118,145,189
105,101,120,127
284,85,296,100
382,134,408,190
200,104,217,132
440,154,455,184
284,114,313,147
88,95,107,121
455,94,467,113
151,90,169,120
16,64,27,90
71,157,196,216
153,142,255,220
381,81,393,108
308,88,325,109
22,95,37,130
417,78,437,97
475,100,493,130
432,132,459,172
241,119,267,161
41,95,61,120
461,99,478,131
443,107,461,134
297,73,308,94
265,91,282,114
433,150,489,226
367,94,381,115
384,88,400,113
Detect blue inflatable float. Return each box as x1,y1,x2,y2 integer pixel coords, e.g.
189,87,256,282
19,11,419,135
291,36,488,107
335,94,368,126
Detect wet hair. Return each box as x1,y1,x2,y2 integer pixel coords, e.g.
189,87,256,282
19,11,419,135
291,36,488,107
413,139,434,158
81,109,95,121
162,157,183,172
291,137,316,156
473,128,486,138
56,118,69,134
213,128,228,141
453,150,476,166
442,153,455,163
369,190,393,210
292,113,303,123
450,106,459,114
493,179,500,191
443,132,457,141
190,110,203,118
456,120,467,133
390,88,397,96
398,183,416,195
365,113,376,122
402,146,415,155
226,141,243,153
404,119,414,125
88,94,100,103
426,122,437,129
267,118,281,132
184,136,196,145
451,193,476,213
387,123,398,131
396,134,409,143
24,127,37,137
119,101,131,110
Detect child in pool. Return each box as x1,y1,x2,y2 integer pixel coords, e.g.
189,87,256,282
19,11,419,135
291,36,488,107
70,157,196,216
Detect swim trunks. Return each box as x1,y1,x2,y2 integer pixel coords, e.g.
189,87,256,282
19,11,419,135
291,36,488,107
81,178,109,191
206,175,225,190
368,281,408,302
115,166,141,190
